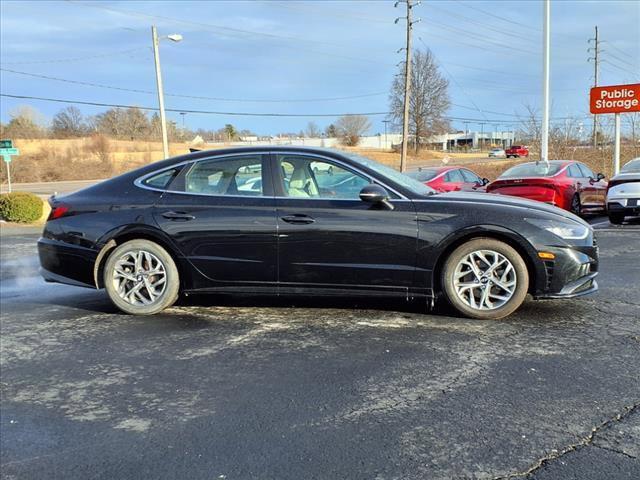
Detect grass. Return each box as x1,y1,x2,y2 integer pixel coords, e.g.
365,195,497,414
0,137,636,185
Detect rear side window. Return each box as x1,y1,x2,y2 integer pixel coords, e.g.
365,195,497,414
184,155,264,196
407,169,439,182
143,168,180,189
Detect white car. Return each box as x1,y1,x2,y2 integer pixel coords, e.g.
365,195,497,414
606,158,640,224
488,148,506,158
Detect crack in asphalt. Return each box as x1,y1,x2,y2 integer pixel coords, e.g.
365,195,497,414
491,402,640,479
592,444,638,460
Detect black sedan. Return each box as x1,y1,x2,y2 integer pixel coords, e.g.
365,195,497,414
38,147,598,320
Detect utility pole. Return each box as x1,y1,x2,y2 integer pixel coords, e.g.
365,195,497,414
151,26,170,159
480,122,485,151
541,0,551,167
588,26,599,147
396,0,418,172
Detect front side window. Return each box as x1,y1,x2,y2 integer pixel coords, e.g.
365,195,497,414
277,155,370,200
460,169,481,183
567,164,582,178
184,155,264,196
577,163,595,179
445,169,464,182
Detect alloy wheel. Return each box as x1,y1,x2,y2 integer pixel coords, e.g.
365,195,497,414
112,249,167,306
453,249,517,311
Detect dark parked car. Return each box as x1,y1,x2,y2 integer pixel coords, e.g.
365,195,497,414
39,147,598,320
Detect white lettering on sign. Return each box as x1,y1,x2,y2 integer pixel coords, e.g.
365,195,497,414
595,88,638,110
600,89,635,100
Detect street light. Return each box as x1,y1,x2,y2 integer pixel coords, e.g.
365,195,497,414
151,26,182,159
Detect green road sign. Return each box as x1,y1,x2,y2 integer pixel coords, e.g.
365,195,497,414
0,148,19,156
0,139,13,149
3,155,12,163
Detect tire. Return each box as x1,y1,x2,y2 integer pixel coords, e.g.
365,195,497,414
441,238,529,320
608,212,625,225
103,239,179,315
570,194,581,215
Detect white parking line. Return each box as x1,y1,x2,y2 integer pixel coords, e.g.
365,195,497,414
590,220,612,228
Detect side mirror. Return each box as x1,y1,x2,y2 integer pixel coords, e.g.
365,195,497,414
482,177,490,186
359,184,394,210
596,173,605,181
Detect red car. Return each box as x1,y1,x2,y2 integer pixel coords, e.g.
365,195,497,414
486,160,607,214
505,145,529,158
408,166,489,193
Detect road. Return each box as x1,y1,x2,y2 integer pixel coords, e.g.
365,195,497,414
0,179,101,196
1,223,638,479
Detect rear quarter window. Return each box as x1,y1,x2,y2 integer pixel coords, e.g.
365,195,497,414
142,168,181,189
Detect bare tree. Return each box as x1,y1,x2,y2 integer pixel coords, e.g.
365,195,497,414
305,121,321,138
52,106,85,138
335,115,370,146
390,48,450,151
0,105,47,138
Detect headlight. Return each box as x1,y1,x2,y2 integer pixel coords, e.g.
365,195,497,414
525,218,590,240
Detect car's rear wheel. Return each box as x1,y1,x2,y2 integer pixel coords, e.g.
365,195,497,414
608,212,625,224
442,238,529,320
104,239,179,315
570,194,581,215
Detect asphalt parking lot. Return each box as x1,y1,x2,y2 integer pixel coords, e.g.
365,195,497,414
1,218,639,479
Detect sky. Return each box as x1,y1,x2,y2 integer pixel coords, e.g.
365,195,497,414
1,0,639,136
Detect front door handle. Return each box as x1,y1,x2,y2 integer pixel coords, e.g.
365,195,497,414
281,214,315,225
161,211,195,221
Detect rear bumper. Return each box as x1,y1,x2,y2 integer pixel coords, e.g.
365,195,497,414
608,199,640,216
38,238,97,288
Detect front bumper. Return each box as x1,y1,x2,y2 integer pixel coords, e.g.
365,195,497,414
533,243,599,299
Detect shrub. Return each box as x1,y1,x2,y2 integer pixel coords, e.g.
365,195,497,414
0,192,43,223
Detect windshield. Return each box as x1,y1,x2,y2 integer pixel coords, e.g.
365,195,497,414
500,162,564,178
407,169,439,182
339,151,436,196
621,158,640,173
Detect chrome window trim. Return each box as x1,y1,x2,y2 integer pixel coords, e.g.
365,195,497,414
134,150,410,201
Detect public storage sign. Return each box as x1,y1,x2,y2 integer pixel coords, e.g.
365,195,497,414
590,83,640,114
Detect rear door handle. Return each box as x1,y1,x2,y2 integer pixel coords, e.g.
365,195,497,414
281,214,315,225
161,211,195,221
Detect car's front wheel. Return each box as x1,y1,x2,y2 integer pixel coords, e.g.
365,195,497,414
104,239,179,315
442,238,529,320
608,212,625,224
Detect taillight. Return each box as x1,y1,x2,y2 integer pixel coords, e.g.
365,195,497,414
48,205,69,220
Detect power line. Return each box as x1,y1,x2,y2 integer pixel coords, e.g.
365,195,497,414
604,50,637,69
0,68,388,103
601,60,639,77
3,93,576,124
65,0,389,67
452,0,540,32
0,46,149,65
0,93,390,117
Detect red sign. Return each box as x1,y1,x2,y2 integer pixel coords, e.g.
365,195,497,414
590,83,640,114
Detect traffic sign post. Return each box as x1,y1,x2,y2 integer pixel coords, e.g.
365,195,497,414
0,139,19,193
590,83,640,175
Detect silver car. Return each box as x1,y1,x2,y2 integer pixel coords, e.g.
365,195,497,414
488,148,506,158
607,158,640,224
